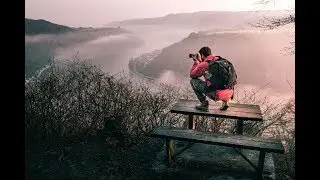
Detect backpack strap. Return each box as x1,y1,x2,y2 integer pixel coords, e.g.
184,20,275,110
205,56,220,63
206,56,225,62
215,56,224,61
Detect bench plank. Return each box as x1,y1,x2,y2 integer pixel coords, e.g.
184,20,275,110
171,99,263,121
151,126,284,154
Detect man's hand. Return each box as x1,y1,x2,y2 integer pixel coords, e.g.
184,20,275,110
192,53,201,63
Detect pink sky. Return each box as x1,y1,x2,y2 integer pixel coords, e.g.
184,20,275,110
25,0,294,27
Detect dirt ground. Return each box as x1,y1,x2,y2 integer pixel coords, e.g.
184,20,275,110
26,136,292,180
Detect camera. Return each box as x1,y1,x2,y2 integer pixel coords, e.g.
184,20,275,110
189,53,197,58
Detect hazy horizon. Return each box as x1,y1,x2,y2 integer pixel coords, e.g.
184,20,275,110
25,2,295,101
25,0,294,27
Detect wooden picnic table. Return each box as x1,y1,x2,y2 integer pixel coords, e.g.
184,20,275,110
170,99,263,134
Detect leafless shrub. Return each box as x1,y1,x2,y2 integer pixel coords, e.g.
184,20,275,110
25,58,182,147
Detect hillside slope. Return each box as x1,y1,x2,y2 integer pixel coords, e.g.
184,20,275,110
25,18,75,35
25,18,131,78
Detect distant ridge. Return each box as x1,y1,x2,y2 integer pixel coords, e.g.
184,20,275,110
107,10,290,28
25,18,75,35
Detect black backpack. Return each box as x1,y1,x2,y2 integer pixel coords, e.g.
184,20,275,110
205,56,237,91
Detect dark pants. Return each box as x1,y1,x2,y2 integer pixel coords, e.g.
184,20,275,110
190,78,208,103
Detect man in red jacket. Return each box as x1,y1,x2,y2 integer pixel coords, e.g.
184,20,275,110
190,46,233,111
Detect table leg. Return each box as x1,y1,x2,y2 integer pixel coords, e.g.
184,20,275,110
166,137,173,167
236,119,244,135
188,114,195,130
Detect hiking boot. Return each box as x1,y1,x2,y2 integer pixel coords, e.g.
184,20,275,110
220,100,229,111
195,100,209,112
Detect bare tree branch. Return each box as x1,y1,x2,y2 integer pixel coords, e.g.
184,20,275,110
252,0,295,55
286,77,295,93
251,15,295,30
255,0,275,5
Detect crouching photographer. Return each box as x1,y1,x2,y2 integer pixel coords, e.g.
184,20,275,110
189,46,237,111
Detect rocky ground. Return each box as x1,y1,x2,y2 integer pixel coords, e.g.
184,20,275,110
26,136,164,180
26,135,291,180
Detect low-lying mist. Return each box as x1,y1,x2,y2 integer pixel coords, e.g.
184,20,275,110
26,21,294,102
53,25,194,74
25,27,128,77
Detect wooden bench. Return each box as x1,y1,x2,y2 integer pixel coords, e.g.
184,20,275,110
151,126,285,180
170,99,263,134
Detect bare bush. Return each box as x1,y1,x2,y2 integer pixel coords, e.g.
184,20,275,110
25,58,182,147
